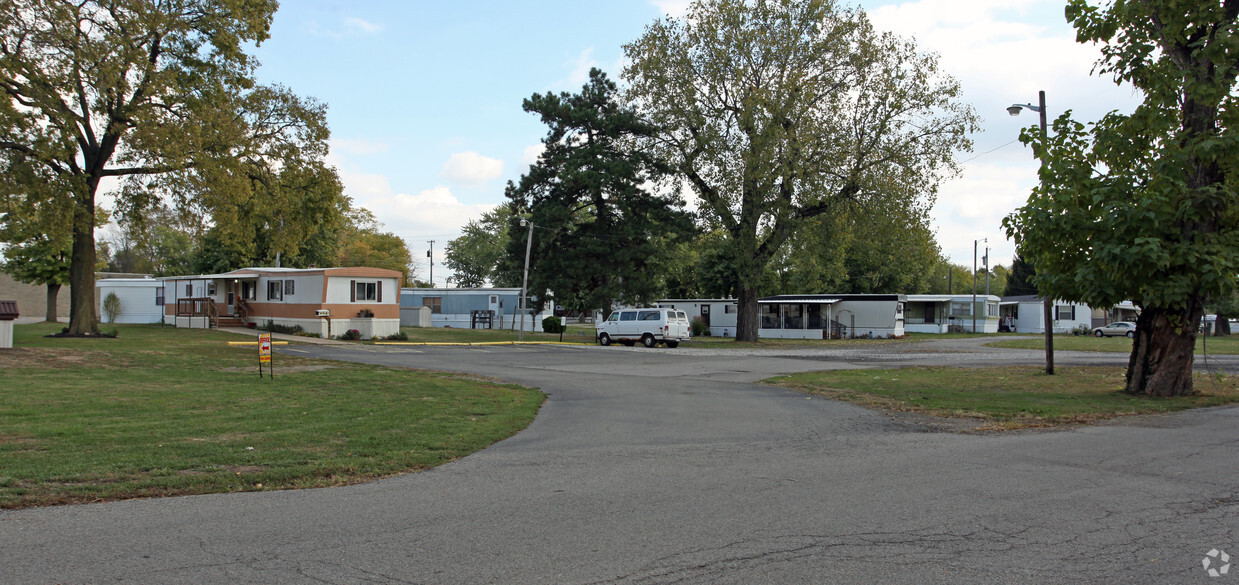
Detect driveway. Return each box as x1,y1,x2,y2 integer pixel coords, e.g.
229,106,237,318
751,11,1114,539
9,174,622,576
1,338,1236,584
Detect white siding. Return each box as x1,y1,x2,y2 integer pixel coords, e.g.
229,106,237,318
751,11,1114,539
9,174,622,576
97,280,164,324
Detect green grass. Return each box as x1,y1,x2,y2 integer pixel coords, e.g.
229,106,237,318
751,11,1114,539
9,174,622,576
986,333,1239,354
769,366,1239,429
0,323,543,509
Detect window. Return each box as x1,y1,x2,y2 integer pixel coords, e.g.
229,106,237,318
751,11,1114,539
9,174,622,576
184,284,192,297
639,310,660,321
489,295,498,304
284,279,294,296
988,302,1000,317
724,304,735,314
424,296,442,314
951,302,971,317
207,282,216,296
761,304,780,329
351,280,380,302
620,311,637,322
1056,305,1075,320
155,287,165,306
267,280,283,301
607,312,620,322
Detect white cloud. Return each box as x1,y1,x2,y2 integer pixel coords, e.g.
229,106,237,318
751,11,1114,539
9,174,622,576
439,151,505,185
343,17,383,34
649,0,692,17
520,143,545,169
549,47,598,91
330,137,390,157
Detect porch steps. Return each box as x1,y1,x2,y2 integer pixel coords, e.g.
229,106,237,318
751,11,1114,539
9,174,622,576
214,316,245,328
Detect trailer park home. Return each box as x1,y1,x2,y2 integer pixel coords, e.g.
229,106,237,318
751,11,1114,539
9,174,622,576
656,299,740,337
400,288,548,331
904,294,1002,333
161,267,402,339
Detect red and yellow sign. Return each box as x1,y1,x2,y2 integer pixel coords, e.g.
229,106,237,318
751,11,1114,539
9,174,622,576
258,333,272,364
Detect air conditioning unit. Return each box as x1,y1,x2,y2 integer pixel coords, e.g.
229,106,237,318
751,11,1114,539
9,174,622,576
315,309,330,317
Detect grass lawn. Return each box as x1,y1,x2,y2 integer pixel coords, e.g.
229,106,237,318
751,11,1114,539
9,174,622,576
769,366,1239,430
986,333,1239,355
0,323,543,509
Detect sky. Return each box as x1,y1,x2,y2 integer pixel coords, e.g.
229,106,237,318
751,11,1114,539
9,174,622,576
249,0,1142,286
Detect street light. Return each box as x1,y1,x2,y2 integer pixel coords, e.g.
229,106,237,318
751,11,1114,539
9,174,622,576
1008,90,1054,375
519,217,534,341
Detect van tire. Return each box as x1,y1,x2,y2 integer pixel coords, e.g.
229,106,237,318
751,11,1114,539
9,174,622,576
666,341,679,348
599,333,612,346
641,333,657,348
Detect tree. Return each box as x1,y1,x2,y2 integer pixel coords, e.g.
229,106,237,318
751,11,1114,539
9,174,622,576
0,1,327,335
1208,292,1239,336
504,68,694,317
445,205,514,288
1003,0,1239,397
1005,254,1038,297
0,159,84,321
623,0,978,340
338,230,414,285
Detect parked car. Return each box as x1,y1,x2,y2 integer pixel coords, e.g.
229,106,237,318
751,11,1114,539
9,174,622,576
597,308,691,348
1093,321,1136,338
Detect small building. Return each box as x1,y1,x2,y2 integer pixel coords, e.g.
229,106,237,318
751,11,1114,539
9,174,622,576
1091,300,1140,327
758,294,907,339
656,298,739,337
905,294,1002,333
999,295,1093,334
162,267,401,340
0,300,18,349
96,277,165,324
400,288,548,331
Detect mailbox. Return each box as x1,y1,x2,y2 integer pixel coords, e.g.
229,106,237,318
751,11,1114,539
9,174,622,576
315,309,330,317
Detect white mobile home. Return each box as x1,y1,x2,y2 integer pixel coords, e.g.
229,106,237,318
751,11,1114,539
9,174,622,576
999,295,1093,334
905,294,1001,333
656,299,739,337
400,288,548,331
758,294,906,339
96,277,165,324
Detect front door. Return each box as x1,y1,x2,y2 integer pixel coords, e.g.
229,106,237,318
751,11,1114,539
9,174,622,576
700,305,710,328
226,282,235,315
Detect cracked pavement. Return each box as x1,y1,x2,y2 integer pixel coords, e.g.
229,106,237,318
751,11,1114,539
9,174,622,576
1,337,1236,583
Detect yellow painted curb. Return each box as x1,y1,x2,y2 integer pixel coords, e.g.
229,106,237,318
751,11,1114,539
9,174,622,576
226,341,291,346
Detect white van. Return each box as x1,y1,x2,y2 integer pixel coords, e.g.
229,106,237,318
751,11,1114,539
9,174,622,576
597,308,691,348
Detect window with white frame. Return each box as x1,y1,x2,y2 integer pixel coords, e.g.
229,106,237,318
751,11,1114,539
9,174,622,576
207,282,216,296
155,287,165,306
267,280,283,301
988,302,999,317
284,279,294,296
1056,305,1075,320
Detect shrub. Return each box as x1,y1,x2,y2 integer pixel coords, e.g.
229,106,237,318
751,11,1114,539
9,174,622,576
259,320,304,335
102,292,122,323
337,329,362,341
384,330,409,341
690,316,710,337
542,316,565,334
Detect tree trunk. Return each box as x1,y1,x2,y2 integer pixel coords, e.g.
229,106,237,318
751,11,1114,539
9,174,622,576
66,191,99,335
1125,304,1201,397
735,285,759,342
45,283,61,323
1214,316,1231,336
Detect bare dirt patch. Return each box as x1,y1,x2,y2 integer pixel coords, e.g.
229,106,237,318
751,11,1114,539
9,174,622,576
0,347,122,370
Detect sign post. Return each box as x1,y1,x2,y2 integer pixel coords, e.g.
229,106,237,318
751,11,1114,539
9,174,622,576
258,332,272,378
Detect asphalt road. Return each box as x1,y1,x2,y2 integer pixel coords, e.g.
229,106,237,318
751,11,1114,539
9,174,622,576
1,338,1236,584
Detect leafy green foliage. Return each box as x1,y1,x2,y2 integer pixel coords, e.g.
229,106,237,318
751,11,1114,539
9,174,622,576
0,1,329,334
445,205,514,288
541,316,565,334
623,0,978,340
505,68,694,316
1003,0,1239,396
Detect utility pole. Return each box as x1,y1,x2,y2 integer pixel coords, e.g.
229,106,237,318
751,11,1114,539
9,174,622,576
519,219,534,341
972,239,978,334
1008,90,1054,374
427,240,434,287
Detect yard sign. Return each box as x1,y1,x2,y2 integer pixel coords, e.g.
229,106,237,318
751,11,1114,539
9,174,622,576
259,332,272,378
